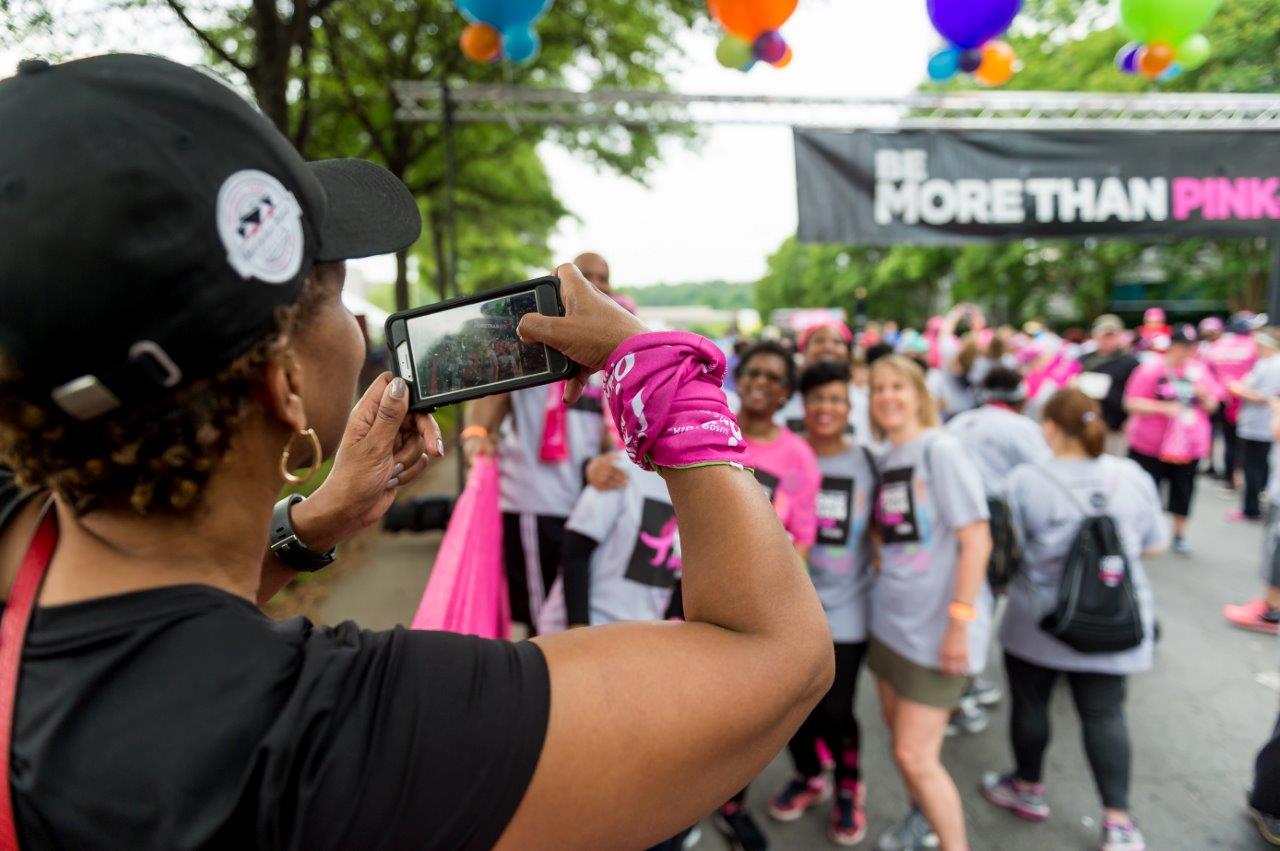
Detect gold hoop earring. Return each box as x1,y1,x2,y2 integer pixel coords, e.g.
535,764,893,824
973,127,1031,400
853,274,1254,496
279,427,322,486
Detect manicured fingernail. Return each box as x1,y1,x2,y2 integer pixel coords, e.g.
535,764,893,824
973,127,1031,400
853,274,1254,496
388,377,406,399
392,462,405,477
436,438,445,456
386,477,400,489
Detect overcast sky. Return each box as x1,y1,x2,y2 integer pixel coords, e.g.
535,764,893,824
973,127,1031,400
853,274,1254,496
2,1,939,288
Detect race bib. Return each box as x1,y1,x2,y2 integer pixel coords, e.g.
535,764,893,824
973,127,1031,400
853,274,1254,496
626,499,682,589
816,476,854,545
876,467,921,545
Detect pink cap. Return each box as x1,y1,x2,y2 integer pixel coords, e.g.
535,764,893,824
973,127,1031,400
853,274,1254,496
1199,316,1224,334
798,320,853,352
1144,307,1166,323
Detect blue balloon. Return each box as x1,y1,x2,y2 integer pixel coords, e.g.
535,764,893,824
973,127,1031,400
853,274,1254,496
456,0,550,30
927,47,961,81
927,0,1022,50
738,58,758,73
1159,62,1183,81
503,26,540,63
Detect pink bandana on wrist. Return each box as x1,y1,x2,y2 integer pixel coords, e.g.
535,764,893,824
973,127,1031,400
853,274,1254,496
603,332,748,472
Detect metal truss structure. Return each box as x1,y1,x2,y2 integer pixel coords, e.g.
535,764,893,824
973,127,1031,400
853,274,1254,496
394,82,1280,131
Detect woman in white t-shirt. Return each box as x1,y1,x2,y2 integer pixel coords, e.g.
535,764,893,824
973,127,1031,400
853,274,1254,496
981,388,1168,851
867,356,992,851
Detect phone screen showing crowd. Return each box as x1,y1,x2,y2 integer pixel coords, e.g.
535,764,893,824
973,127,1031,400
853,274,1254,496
408,291,550,398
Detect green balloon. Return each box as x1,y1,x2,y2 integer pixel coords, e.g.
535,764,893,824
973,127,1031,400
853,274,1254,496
1177,33,1212,70
716,34,753,70
1119,0,1222,45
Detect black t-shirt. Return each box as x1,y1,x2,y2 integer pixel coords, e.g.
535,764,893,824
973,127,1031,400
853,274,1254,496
3,495,549,849
1079,351,1140,432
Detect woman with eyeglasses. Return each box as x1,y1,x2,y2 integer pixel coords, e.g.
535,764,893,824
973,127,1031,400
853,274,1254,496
713,341,823,851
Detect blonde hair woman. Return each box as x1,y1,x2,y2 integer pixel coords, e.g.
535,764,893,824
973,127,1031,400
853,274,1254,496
867,356,993,851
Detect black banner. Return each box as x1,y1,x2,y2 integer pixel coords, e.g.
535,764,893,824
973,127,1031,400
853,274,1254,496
795,129,1280,245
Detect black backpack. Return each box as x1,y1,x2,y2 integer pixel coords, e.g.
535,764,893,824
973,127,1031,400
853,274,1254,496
986,497,1021,594
1033,464,1145,654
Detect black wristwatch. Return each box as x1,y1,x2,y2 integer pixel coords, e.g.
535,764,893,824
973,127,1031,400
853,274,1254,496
269,494,337,572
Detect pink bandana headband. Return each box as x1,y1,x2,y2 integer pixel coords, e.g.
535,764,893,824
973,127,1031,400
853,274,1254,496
603,332,748,472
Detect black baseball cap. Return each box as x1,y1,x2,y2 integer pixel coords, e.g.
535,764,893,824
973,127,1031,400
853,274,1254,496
0,53,422,420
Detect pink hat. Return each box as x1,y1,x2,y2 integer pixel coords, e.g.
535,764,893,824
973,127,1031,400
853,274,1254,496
1199,316,1224,334
799,320,853,352
1144,307,1166,323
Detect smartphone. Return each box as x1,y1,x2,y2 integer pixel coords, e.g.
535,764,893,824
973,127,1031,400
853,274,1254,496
385,276,575,412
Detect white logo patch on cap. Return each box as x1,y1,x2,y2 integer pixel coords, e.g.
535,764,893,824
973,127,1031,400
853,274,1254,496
216,169,305,284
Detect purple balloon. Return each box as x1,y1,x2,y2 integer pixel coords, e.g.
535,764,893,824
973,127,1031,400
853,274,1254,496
754,30,787,64
958,48,984,73
927,0,1022,50
1116,42,1142,74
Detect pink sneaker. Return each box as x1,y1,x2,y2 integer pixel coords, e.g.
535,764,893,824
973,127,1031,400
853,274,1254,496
828,782,867,846
980,772,1050,822
768,775,830,822
1225,599,1280,635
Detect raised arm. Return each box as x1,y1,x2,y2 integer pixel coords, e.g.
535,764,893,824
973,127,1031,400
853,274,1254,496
497,263,833,850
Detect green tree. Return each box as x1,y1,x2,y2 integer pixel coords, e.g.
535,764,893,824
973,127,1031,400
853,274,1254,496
9,0,704,307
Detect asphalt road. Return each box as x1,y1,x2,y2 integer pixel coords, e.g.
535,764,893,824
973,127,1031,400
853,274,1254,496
688,475,1279,851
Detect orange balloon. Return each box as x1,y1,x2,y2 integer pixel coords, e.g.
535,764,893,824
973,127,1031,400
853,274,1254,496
1139,42,1175,76
707,0,798,38
461,23,501,63
771,46,793,68
974,41,1016,86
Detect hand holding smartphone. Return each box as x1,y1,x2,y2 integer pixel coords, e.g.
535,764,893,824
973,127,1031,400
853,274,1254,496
385,265,648,412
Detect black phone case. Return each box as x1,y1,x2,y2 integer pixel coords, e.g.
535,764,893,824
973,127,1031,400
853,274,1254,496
385,276,577,412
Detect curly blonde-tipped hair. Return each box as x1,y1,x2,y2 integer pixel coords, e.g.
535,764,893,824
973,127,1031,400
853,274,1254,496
0,272,331,516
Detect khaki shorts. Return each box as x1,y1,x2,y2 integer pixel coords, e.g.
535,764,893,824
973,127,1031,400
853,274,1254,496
868,637,968,710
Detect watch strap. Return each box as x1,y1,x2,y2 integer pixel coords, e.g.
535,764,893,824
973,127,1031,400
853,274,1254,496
270,494,336,572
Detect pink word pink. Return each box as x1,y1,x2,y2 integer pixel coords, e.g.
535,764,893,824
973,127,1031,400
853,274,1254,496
1173,177,1280,221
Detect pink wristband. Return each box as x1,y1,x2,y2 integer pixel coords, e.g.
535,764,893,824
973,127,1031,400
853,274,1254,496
603,332,748,472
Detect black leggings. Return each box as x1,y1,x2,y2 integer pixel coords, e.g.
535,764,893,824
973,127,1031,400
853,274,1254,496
1004,653,1131,811
1252,709,1280,817
787,642,867,788
1243,438,1272,519
1129,449,1197,519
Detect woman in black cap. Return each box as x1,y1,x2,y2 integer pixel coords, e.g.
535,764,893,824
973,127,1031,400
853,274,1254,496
0,54,832,850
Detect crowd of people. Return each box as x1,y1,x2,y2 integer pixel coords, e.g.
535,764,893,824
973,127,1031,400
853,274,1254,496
467,264,1280,851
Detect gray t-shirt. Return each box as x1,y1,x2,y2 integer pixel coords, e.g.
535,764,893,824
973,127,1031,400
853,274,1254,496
871,431,993,673
1001,457,1168,675
1238,355,1280,441
927,369,977,421
537,465,678,631
499,379,606,517
944,406,1051,500
810,446,877,643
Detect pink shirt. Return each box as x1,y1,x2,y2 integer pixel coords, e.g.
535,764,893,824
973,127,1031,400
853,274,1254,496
746,428,821,547
1124,357,1223,457
1205,333,1259,423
